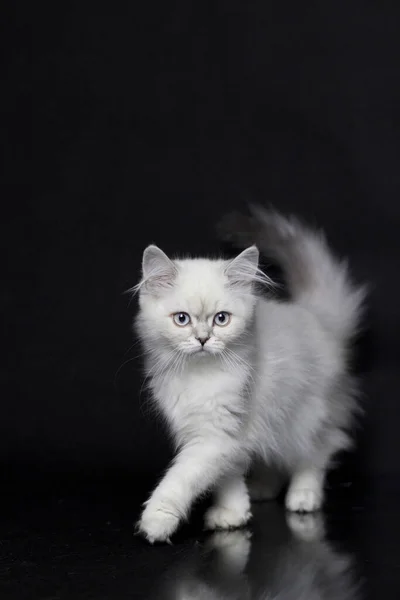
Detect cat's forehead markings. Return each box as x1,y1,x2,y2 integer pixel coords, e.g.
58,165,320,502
186,296,217,319
188,296,206,317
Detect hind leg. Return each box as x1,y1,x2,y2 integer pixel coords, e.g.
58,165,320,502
285,429,349,512
247,459,285,502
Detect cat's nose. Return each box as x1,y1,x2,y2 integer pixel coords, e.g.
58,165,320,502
196,336,210,346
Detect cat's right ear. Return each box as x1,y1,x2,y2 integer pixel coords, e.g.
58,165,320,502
225,245,259,286
141,245,177,294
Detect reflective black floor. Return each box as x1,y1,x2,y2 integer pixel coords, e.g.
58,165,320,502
1,473,399,599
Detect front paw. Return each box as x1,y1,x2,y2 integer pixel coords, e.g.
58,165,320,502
285,488,323,513
137,500,180,544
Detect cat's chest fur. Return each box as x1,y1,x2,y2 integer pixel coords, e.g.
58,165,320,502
150,360,249,443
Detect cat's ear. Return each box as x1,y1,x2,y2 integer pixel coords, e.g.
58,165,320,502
225,245,260,288
141,245,177,294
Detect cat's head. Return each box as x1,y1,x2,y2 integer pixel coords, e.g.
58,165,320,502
135,245,266,358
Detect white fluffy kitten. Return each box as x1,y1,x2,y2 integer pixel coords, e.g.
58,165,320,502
134,208,365,543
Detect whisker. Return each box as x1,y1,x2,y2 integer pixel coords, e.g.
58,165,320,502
226,347,255,372
138,349,175,398
221,350,236,373
122,338,141,357
114,352,147,389
175,351,187,377
168,349,183,377
221,352,236,376
223,347,256,399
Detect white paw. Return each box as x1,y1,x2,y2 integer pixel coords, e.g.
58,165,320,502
204,505,252,531
285,488,323,513
137,501,180,544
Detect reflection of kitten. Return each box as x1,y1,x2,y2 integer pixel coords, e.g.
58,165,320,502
159,531,251,600
156,508,359,600
248,507,360,600
135,208,365,543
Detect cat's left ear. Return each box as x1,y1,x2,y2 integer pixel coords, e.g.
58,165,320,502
141,245,177,294
225,245,259,287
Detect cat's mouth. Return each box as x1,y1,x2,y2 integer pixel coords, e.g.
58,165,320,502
186,345,211,356
180,342,222,356
194,345,221,357
195,346,207,354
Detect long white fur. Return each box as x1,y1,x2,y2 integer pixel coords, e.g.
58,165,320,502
134,209,365,543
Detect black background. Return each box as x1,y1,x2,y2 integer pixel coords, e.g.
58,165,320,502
3,0,400,498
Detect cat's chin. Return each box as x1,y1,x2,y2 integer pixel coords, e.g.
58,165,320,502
196,348,223,358
189,348,210,357
184,347,222,358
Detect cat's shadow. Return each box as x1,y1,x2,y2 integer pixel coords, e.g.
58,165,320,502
154,505,360,600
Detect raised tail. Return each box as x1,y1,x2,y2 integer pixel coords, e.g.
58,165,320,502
218,206,366,343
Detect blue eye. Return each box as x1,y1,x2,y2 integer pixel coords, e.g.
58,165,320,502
173,312,191,327
213,312,231,327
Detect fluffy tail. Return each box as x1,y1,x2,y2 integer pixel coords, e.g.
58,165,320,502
218,206,366,342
